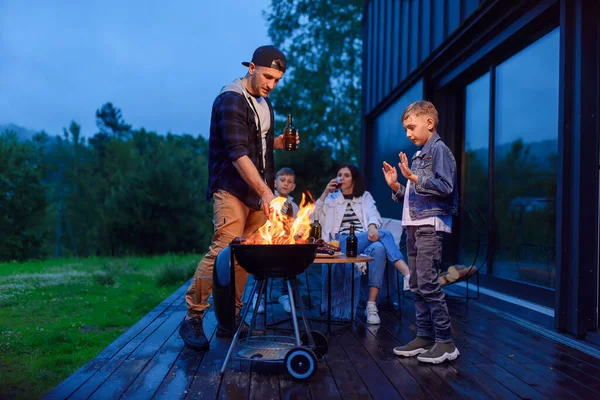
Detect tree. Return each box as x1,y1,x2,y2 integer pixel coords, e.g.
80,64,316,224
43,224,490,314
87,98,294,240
54,121,101,256
104,131,212,254
95,102,132,138
265,0,363,180
0,131,49,261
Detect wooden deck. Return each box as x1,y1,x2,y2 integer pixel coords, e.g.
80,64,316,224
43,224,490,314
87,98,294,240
45,270,600,400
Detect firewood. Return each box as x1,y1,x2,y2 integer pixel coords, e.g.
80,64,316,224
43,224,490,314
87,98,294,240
446,266,460,282
447,265,477,282
462,265,478,277
439,275,448,286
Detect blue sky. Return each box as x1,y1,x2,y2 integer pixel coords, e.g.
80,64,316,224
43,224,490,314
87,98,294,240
0,0,271,138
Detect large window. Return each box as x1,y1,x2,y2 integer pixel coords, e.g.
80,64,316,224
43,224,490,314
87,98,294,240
461,73,490,269
493,28,559,288
462,28,560,289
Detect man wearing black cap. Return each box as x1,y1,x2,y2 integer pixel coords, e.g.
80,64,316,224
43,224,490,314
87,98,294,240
179,45,294,350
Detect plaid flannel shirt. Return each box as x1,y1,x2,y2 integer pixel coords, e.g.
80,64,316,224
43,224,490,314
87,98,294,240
206,90,275,210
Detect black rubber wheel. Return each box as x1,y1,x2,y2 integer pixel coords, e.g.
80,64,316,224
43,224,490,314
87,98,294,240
284,347,318,381
300,330,328,358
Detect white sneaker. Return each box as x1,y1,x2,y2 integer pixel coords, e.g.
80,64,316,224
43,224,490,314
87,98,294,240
278,295,292,313
403,274,410,291
365,301,381,325
252,293,265,314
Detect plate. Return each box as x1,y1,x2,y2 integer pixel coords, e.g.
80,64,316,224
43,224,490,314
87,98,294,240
315,251,343,258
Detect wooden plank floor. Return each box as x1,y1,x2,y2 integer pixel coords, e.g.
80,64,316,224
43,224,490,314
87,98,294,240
45,270,600,400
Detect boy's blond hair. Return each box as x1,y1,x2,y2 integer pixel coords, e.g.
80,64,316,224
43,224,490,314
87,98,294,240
402,100,439,128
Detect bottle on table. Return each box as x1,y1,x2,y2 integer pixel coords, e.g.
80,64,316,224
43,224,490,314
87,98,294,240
310,219,322,240
346,223,357,257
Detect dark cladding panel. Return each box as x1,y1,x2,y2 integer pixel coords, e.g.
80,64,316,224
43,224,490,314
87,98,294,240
420,0,431,62
401,0,410,80
367,0,375,110
448,0,461,32
385,0,393,94
410,0,420,72
392,0,401,89
377,0,385,104
432,0,446,50
364,0,487,113
463,0,481,19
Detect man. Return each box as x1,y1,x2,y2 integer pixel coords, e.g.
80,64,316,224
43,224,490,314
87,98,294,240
179,45,293,350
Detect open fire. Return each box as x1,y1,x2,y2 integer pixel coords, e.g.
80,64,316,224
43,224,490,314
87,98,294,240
243,194,315,245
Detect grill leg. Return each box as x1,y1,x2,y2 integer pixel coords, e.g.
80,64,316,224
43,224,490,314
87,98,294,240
247,279,267,339
286,279,302,346
221,279,258,375
292,279,315,348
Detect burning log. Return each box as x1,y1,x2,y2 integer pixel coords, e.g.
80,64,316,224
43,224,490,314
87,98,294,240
294,235,309,244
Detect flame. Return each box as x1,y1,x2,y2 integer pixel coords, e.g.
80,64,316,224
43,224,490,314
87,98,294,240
245,193,315,244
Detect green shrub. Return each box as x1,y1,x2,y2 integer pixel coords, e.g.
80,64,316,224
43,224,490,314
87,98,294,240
155,260,196,287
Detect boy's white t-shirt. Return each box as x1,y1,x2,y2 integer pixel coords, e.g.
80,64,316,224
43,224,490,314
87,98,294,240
401,151,452,233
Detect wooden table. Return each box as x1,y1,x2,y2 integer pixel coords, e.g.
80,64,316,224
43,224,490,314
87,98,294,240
314,254,374,334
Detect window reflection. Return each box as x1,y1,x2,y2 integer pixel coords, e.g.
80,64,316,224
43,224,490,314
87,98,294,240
493,28,559,288
462,73,490,270
371,80,423,217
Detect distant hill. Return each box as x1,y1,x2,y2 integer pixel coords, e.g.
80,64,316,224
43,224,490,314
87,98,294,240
0,123,42,141
469,138,558,168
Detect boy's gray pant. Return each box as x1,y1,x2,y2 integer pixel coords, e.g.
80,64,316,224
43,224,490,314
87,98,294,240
406,225,453,343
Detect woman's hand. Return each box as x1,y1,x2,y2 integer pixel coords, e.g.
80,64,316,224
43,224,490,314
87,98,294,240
320,178,338,201
368,224,379,241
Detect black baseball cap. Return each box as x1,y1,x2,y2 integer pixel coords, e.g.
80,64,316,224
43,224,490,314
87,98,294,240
242,45,287,73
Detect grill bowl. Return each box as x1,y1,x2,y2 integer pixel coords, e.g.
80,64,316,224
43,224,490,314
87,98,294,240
231,243,318,279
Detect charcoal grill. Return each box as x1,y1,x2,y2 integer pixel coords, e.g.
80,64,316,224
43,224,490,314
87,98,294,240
219,243,328,381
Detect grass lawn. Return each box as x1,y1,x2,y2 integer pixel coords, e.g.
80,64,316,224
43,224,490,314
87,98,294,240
0,254,200,400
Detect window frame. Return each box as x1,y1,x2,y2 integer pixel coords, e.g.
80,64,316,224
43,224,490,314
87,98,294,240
431,8,560,308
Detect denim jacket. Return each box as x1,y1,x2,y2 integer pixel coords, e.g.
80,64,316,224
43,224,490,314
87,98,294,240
393,133,458,219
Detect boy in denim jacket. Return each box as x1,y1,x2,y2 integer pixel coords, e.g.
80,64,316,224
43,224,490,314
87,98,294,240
382,100,459,364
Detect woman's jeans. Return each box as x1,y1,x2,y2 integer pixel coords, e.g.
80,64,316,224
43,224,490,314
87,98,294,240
339,228,404,289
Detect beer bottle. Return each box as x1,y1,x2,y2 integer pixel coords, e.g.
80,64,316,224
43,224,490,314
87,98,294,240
281,199,294,217
346,223,358,257
283,114,297,151
310,219,322,240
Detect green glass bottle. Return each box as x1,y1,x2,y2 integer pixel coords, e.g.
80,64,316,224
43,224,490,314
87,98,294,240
346,223,357,257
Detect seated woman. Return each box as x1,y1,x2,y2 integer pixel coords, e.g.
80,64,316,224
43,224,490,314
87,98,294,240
313,164,410,324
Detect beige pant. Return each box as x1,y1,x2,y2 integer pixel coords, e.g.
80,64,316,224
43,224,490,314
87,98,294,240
185,190,267,318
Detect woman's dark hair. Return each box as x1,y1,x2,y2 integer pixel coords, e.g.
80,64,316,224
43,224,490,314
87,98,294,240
337,163,365,198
